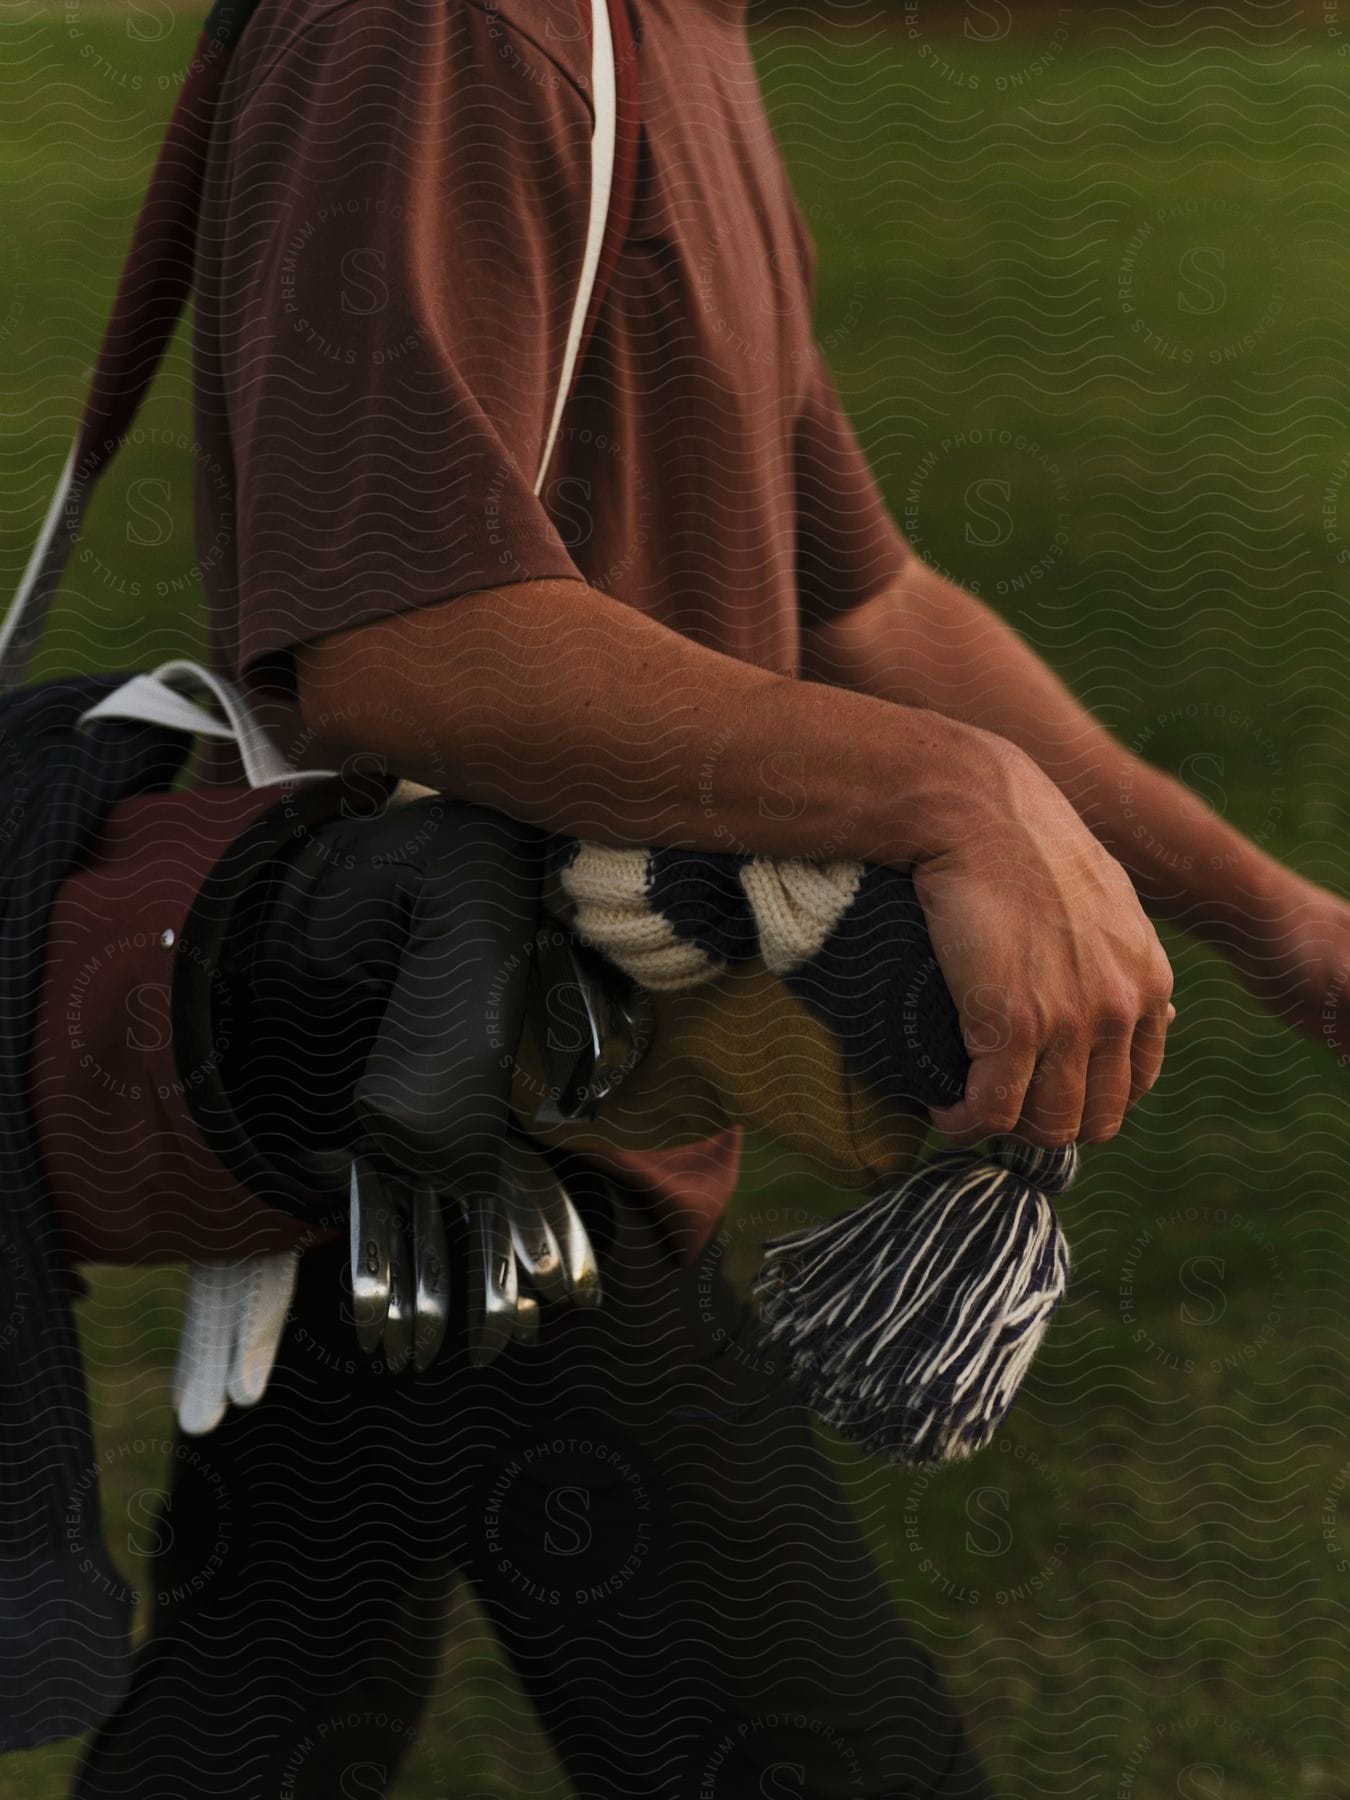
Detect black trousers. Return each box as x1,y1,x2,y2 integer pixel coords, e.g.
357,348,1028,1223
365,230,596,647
73,1165,995,1800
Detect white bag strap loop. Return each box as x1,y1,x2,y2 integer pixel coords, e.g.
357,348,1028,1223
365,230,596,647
77,659,336,791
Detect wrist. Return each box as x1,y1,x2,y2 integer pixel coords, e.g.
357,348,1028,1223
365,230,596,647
896,716,1027,865
1099,757,1291,948
1180,850,1302,967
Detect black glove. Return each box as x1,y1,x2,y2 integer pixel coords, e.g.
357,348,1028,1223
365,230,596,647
217,793,545,1216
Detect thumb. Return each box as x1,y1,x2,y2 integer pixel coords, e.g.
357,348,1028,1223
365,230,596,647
354,803,543,1187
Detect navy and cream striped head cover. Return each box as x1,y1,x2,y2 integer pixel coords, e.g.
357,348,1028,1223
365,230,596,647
549,837,1077,1466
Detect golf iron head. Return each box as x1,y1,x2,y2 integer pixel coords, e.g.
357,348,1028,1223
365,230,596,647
349,1154,453,1374
348,1140,602,1374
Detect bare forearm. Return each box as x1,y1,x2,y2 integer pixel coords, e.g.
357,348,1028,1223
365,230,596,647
297,576,1178,1147
294,579,1003,869
803,561,1287,937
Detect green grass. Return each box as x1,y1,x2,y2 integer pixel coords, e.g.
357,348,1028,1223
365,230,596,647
3,7,1350,1796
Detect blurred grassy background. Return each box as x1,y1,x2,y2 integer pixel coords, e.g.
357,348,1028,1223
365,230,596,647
2,3,1349,1795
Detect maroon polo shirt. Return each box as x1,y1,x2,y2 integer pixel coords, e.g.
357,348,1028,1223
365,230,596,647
190,0,911,1255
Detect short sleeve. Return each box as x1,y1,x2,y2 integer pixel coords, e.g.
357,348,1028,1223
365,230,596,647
793,342,913,631
203,0,596,680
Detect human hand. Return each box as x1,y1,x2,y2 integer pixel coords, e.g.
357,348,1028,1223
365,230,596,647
911,735,1175,1148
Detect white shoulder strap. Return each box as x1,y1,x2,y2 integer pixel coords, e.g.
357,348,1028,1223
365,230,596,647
535,0,616,494
0,445,86,686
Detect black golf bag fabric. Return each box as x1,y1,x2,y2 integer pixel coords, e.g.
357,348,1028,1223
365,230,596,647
0,675,195,1749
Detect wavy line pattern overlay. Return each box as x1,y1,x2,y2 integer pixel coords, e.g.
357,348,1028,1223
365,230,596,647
1,2,1348,1796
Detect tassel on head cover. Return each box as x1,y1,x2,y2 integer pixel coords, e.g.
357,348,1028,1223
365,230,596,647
754,1136,1075,1464
548,837,1077,1465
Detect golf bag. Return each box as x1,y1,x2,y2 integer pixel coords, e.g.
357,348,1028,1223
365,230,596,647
0,0,637,1752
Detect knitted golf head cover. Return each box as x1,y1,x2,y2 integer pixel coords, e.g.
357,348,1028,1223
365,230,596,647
548,838,1076,1465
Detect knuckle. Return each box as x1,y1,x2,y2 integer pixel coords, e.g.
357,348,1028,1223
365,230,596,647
1055,996,1094,1042
1093,984,1138,1030
1001,1007,1040,1052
